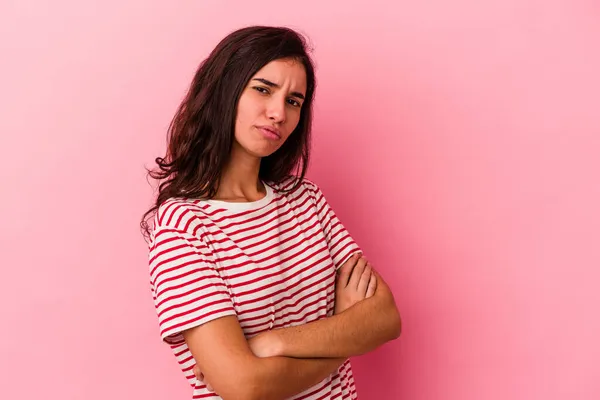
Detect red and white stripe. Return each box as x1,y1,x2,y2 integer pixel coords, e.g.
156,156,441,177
148,178,360,399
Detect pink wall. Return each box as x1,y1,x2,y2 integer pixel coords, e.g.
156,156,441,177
2,1,599,399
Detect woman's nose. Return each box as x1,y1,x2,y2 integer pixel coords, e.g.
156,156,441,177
266,98,286,123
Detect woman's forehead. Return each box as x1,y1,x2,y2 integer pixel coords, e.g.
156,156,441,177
252,59,307,91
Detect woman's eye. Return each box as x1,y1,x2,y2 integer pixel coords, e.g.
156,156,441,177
254,86,269,94
287,99,301,107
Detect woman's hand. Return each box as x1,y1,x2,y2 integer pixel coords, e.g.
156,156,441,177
334,253,377,314
247,330,280,358
193,365,215,393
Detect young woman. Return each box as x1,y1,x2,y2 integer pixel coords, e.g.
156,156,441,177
141,26,401,400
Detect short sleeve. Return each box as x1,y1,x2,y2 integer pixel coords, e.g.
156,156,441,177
148,227,237,345
309,182,363,270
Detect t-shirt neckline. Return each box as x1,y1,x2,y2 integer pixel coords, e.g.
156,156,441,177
203,182,274,212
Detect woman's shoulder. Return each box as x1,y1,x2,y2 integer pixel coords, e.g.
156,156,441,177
270,176,322,195
153,197,207,234
266,178,323,205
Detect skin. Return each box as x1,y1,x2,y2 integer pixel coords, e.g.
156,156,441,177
183,58,401,399
195,254,378,392
213,58,307,203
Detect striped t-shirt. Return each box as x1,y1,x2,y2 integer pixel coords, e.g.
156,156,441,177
148,178,361,399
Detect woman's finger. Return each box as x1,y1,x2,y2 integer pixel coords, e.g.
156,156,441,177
337,253,360,287
366,272,377,298
357,263,372,295
348,256,368,289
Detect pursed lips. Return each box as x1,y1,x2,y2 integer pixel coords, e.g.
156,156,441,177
256,125,281,138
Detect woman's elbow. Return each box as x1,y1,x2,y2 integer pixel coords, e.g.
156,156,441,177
393,311,402,339
217,382,261,400
220,390,261,400
209,365,263,400
388,305,402,340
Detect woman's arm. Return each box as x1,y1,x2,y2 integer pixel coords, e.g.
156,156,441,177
283,182,401,358
183,316,346,400
250,269,401,359
192,253,381,397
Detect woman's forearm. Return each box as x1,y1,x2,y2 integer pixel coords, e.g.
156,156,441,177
267,285,401,359
248,356,346,400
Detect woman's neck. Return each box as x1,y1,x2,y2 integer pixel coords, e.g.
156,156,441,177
214,145,265,202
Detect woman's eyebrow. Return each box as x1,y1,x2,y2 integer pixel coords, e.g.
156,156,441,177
252,78,305,100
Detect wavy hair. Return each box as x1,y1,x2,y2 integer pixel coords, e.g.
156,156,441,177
141,26,316,240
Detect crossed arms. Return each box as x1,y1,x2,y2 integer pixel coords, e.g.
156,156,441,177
183,253,402,400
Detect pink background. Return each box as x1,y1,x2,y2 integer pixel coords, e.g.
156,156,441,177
1,1,599,399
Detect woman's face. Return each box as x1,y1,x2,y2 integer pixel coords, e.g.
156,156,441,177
234,58,307,158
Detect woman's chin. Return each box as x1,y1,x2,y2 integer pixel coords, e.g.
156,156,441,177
246,143,283,159
256,149,279,159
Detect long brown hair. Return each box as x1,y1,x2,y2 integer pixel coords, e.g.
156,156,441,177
140,26,317,241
